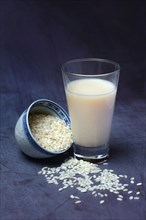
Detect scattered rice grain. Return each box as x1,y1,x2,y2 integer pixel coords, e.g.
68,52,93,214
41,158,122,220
118,195,123,198
137,183,142,186
117,197,123,201
58,188,64,191
100,200,105,204
103,163,108,165
38,157,143,205
74,196,80,199
128,191,133,194
119,175,124,177
134,197,139,200
70,195,75,199
75,200,81,204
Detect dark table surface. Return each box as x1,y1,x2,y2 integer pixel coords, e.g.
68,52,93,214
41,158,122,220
1,0,146,220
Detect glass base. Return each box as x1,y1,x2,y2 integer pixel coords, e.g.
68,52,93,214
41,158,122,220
73,143,109,163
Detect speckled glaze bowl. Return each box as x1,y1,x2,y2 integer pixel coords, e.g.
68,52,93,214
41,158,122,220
15,99,71,158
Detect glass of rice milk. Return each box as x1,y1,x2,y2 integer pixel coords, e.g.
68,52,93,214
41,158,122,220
62,58,120,162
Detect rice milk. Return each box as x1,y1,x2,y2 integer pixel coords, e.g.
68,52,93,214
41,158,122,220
65,79,116,147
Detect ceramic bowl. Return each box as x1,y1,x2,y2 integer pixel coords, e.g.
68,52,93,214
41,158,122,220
15,99,72,158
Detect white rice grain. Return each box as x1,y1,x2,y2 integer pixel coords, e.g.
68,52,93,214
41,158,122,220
29,114,73,152
38,157,143,205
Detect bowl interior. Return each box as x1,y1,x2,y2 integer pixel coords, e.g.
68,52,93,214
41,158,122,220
29,100,70,127
27,99,71,154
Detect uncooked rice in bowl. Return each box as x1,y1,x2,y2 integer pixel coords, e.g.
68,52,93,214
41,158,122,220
29,114,73,152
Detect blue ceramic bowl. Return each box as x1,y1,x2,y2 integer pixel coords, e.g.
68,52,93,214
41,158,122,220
15,99,72,158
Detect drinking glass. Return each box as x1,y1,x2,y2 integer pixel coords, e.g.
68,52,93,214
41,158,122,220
62,58,120,162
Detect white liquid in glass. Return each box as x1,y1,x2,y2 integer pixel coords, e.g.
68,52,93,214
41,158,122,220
65,79,116,147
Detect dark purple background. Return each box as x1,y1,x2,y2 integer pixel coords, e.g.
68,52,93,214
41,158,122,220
1,0,146,220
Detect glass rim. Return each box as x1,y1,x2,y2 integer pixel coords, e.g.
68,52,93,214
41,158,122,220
61,58,120,77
